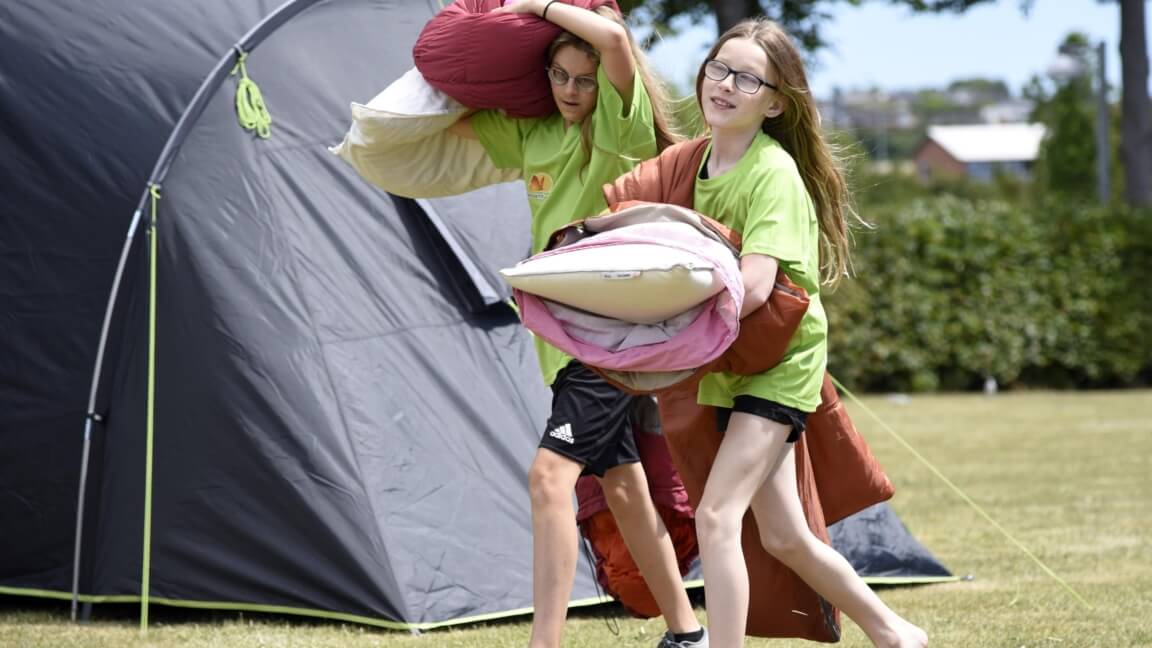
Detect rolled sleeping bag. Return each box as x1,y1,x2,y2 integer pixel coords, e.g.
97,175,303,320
580,506,697,618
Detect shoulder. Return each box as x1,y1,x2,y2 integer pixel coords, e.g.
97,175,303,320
738,134,805,193
525,113,565,138
474,110,555,135
595,65,647,104
593,66,653,128
660,137,709,160
751,133,799,175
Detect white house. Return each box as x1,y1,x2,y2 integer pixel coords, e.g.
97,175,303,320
913,123,1047,182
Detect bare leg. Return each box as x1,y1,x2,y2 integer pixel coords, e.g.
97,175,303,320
598,462,701,634
747,434,926,648
527,448,586,648
693,413,791,648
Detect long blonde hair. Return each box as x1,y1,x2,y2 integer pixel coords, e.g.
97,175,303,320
547,6,683,159
694,18,858,287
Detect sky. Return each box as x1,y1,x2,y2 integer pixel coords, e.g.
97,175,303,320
645,0,1149,99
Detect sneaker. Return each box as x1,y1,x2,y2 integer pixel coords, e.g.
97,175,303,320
656,628,708,648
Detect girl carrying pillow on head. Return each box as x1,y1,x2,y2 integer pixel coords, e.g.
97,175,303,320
448,2,705,647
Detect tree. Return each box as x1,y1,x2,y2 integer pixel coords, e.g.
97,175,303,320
1118,0,1151,206
619,0,1151,207
1027,33,1099,198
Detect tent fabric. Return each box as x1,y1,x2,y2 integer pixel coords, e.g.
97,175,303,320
0,0,601,628
0,0,954,633
829,503,954,581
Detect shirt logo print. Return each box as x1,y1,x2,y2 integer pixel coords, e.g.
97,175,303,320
527,172,553,201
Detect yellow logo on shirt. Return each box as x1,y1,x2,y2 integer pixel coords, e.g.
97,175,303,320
527,172,553,201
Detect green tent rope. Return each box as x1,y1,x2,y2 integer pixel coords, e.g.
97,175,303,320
141,183,161,633
829,374,1092,610
231,48,271,139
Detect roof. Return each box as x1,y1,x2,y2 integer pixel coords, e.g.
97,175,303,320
924,123,1047,163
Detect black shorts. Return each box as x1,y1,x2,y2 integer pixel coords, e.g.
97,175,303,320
539,362,642,478
715,395,808,443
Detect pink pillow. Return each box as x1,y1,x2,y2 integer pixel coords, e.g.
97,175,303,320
413,0,620,118
511,219,744,373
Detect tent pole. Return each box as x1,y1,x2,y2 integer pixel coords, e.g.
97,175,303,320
71,208,145,622
140,185,161,633
70,419,93,622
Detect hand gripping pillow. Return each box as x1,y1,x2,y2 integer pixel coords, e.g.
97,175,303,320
505,204,745,373
413,0,620,118
329,67,520,198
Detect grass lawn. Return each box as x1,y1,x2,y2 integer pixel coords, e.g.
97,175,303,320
2,390,1149,647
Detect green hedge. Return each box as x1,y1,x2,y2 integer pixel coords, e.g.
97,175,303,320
824,196,1152,392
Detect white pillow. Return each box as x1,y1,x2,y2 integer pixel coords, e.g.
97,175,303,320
330,67,520,198
501,243,723,325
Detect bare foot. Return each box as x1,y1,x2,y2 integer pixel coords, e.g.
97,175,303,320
894,622,927,648
873,621,927,648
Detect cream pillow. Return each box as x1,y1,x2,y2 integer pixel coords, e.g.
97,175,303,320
330,67,520,198
501,242,723,325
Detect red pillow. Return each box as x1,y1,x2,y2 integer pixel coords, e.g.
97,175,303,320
413,0,620,118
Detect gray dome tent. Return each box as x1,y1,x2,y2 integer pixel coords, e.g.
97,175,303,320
0,0,953,633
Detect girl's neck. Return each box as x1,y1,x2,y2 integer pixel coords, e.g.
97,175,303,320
707,126,760,177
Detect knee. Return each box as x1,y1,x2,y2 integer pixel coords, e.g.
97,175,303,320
528,457,576,508
757,525,809,560
694,502,741,547
600,478,639,512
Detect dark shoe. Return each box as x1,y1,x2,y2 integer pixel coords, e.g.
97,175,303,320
656,628,708,648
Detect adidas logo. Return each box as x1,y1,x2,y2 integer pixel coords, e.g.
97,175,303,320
548,423,574,444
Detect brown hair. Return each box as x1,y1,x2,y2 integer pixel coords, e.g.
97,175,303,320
694,18,859,287
547,6,683,162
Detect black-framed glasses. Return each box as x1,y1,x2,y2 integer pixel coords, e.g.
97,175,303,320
546,66,598,93
703,59,777,94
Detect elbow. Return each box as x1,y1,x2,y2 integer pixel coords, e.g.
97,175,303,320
737,254,779,318
751,283,773,308
739,285,772,319
598,23,630,57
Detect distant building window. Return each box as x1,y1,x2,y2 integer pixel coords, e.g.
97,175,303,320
967,162,994,182
917,161,931,182
999,161,1032,180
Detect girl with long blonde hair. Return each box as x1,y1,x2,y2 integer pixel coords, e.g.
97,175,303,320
686,18,926,648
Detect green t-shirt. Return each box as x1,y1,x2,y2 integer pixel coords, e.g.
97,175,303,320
694,131,827,412
473,67,656,385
